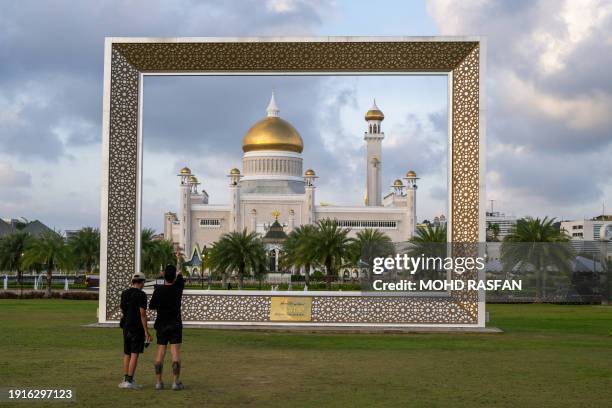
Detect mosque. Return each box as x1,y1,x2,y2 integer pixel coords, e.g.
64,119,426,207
163,92,419,273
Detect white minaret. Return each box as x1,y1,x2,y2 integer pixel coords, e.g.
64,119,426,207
178,167,192,254
249,209,257,233
288,209,295,232
404,170,419,238
228,168,242,232
364,99,384,206
303,169,317,224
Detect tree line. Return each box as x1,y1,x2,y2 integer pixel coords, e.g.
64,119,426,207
0,216,576,300
206,218,397,289
0,227,178,297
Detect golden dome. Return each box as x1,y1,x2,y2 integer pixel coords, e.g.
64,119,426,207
230,168,240,175
393,179,403,187
242,116,303,153
188,175,199,184
180,167,191,175
305,169,316,176
406,170,417,178
365,99,384,121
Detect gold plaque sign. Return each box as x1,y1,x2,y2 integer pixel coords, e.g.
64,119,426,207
270,297,312,322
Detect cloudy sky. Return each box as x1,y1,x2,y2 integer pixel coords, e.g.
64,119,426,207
1,0,611,232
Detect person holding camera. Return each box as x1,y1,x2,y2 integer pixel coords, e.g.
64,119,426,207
149,264,185,390
118,271,151,389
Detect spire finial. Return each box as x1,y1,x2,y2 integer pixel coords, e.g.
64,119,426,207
266,90,280,117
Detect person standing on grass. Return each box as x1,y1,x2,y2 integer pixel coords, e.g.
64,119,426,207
118,271,151,389
149,264,185,390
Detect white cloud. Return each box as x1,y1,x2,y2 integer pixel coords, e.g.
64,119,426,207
500,70,612,131
427,0,612,218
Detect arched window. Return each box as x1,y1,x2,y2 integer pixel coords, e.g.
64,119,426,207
268,249,277,272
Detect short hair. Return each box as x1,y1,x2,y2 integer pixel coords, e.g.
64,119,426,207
164,265,177,283
132,278,145,284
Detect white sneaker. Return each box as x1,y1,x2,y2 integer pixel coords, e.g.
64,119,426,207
172,382,184,391
125,381,142,389
118,381,130,389
155,382,164,390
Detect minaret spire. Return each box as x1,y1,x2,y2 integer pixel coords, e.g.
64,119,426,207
266,90,280,117
364,98,385,206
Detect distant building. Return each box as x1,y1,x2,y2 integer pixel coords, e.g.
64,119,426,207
486,211,517,241
0,219,13,238
415,215,446,231
561,215,612,259
561,215,612,240
0,218,55,238
432,215,447,228
64,230,79,240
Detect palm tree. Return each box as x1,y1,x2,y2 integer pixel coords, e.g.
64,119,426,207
501,217,574,302
68,227,100,275
487,222,501,242
140,228,177,277
408,224,447,278
411,224,447,244
280,224,319,286
22,231,70,298
157,239,179,272
207,229,266,289
349,229,395,282
309,219,352,289
0,232,30,296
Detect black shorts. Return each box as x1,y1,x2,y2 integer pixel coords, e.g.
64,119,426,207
123,330,145,355
156,325,182,345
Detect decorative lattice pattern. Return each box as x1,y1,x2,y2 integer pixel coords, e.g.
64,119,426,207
113,41,477,72
106,48,140,320
142,294,475,324
451,46,480,243
103,39,482,324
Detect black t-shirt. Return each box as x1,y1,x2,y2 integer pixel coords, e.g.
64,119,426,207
120,287,147,336
149,275,184,330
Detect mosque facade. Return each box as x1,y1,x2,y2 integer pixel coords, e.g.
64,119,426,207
163,92,419,271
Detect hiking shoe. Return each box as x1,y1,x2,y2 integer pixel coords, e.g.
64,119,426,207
155,382,164,390
172,382,184,391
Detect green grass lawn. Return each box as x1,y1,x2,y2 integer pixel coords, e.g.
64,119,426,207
0,300,610,407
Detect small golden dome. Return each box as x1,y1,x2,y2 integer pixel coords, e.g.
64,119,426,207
189,175,199,183
242,117,303,153
365,109,384,121
406,170,417,178
180,167,191,175
365,99,384,121
230,168,240,175
393,179,403,187
305,169,316,176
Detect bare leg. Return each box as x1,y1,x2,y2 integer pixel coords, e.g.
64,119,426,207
123,354,130,378
127,353,139,377
170,344,182,384
155,345,167,385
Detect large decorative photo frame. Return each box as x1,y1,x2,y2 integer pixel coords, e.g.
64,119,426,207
99,37,485,327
